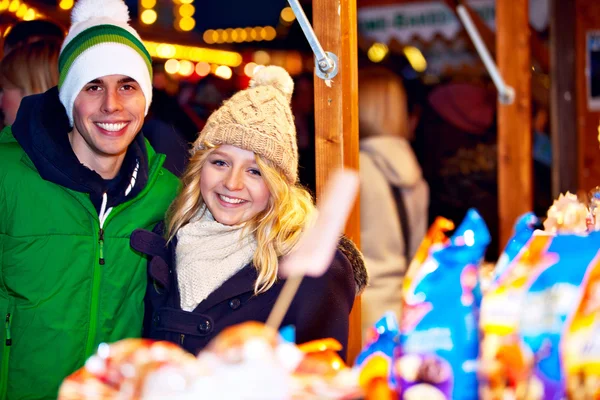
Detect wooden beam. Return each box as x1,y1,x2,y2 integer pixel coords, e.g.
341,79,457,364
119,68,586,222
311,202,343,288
496,0,532,249
313,0,362,363
550,0,578,196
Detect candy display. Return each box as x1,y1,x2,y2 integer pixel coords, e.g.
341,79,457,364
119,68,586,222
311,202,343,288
398,209,490,400
58,195,600,400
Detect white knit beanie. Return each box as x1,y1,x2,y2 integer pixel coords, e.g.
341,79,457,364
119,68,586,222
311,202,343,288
58,0,153,126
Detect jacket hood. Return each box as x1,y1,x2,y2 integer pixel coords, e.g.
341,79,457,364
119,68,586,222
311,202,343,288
338,236,368,295
360,136,423,188
11,87,150,210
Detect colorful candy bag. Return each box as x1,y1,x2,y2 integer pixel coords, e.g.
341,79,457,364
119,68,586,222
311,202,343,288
355,312,400,393
492,212,541,283
397,209,490,400
518,232,600,400
479,232,555,400
480,229,600,400
563,255,600,399
354,218,455,399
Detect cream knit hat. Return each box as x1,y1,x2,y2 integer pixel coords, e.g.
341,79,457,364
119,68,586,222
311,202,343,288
58,0,153,126
194,66,298,183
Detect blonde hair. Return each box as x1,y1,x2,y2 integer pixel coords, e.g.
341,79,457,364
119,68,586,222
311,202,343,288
0,39,60,95
358,67,410,140
166,144,316,294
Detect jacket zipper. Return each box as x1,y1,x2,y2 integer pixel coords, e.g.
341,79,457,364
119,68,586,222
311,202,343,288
85,193,111,359
180,334,185,346
84,227,103,359
1,312,12,398
82,155,165,358
4,314,10,346
98,228,105,265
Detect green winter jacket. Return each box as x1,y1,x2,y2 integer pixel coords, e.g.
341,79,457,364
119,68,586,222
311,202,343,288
0,89,180,399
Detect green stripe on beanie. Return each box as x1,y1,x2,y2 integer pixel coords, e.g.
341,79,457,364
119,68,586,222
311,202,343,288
58,24,152,88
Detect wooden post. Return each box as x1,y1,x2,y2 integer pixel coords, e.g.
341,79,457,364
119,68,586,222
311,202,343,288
496,0,532,248
550,0,578,196
313,0,362,363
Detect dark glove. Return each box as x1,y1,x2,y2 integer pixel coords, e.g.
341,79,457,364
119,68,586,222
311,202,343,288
130,222,172,290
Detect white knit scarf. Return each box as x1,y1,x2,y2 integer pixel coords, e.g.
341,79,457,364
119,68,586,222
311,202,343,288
176,206,257,312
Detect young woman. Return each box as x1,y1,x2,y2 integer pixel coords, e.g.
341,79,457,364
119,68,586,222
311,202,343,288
131,66,367,360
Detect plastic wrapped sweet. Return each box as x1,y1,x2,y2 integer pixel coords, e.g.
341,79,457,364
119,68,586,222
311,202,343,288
354,312,400,399
59,322,361,400
588,186,600,231
544,192,588,234
58,339,198,399
518,232,600,400
564,257,600,399
479,233,552,400
480,229,600,400
294,339,362,399
492,212,541,285
398,209,490,400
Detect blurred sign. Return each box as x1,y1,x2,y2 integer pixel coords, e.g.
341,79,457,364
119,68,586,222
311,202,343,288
357,0,549,45
358,0,495,44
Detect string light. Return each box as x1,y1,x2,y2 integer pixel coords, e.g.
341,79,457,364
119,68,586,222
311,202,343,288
214,65,232,80
140,9,157,25
141,0,156,7
195,62,210,77
244,62,258,77
3,0,39,20
174,0,195,32
140,0,157,25
145,41,242,67
164,59,180,75
8,0,19,12
202,26,277,44
58,0,73,10
280,7,295,24
403,46,427,72
23,8,36,20
178,60,194,77
367,42,388,63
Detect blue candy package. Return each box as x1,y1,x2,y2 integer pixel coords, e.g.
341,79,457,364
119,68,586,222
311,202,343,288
397,209,490,400
518,231,600,399
493,212,541,283
355,312,399,390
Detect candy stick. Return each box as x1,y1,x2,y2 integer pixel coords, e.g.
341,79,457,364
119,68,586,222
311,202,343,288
266,169,360,330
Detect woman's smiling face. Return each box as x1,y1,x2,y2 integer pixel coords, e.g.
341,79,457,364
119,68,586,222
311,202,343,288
200,145,271,226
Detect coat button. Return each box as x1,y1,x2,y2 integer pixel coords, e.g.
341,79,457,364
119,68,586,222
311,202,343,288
153,314,160,326
229,298,241,310
197,319,212,334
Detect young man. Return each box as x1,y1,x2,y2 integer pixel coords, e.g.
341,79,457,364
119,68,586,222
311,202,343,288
0,0,179,398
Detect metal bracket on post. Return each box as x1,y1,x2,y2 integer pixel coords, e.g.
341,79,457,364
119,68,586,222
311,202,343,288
456,5,515,105
287,0,339,80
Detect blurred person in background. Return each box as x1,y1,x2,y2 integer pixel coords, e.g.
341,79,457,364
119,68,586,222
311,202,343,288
0,39,61,127
358,67,429,334
2,19,65,55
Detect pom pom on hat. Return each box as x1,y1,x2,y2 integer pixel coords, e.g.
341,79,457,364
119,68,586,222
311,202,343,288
71,0,130,25
249,66,294,103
